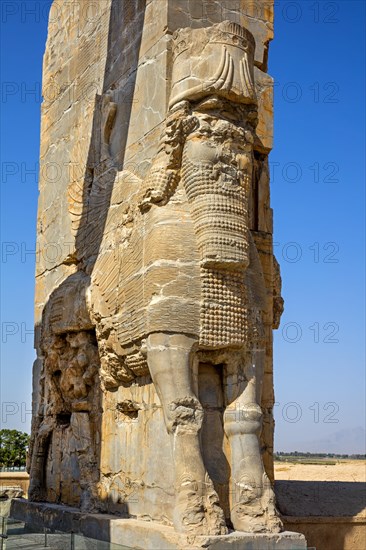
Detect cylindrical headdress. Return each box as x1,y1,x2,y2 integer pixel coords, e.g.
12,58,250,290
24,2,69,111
169,21,257,109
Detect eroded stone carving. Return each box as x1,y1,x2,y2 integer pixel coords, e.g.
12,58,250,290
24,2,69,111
29,8,285,544
29,275,101,511
90,21,282,534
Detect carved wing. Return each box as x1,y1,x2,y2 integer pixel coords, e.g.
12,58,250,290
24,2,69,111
91,170,143,324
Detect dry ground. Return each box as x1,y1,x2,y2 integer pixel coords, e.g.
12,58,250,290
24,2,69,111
274,459,366,482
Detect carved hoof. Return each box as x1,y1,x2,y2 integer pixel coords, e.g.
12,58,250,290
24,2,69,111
231,506,260,532
173,477,205,534
265,512,283,534
231,504,283,533
230,474,283,533
260,473,283,533
204,478,228,535
173,476,227,535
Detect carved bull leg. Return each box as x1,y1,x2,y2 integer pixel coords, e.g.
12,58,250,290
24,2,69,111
146,333,227,535
224,352,282,533
28,416,54,501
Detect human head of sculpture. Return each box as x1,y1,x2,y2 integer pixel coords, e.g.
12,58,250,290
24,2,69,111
161,21,259,165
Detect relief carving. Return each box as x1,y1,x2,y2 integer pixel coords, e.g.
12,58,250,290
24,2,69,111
90,21,282,534
29,16,284,540
29,289,101,511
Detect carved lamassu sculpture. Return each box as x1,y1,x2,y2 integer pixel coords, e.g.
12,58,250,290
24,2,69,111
29,20,283,537
90,22,282,534
28,274,101,511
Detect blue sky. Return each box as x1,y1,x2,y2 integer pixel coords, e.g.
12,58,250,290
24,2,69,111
0,1,365,453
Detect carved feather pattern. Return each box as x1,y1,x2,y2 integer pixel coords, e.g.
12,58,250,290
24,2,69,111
240,54,256,100
67,142,90,237
91,170,142,326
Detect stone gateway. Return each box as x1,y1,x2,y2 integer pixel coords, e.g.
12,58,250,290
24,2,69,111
24,1,306,548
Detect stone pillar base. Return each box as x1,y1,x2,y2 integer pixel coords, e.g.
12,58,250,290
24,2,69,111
10,499,307,549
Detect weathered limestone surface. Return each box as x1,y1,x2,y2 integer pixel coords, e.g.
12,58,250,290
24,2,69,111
28,1,295,548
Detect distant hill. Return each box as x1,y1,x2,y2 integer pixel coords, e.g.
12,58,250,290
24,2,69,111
282,427,366,455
